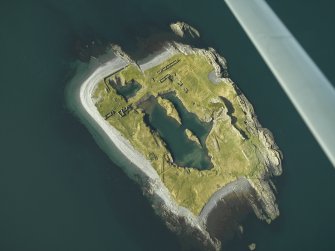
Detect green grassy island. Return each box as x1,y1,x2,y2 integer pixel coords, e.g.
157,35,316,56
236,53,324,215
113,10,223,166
92,44,281,216
66,22,283,249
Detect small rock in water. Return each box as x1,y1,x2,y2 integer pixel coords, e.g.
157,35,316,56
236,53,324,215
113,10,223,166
170,21,200,38
237,225,244,235
248,243,256,251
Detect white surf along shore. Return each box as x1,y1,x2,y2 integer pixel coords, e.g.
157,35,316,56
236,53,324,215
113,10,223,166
66,42,282,251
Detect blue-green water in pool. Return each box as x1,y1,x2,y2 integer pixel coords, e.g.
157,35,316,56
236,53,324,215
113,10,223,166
0,0,334,251
139,95,212,169
162,92,212,146
109,79,142,101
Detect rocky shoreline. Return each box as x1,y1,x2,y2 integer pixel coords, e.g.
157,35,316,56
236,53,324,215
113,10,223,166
170,41,282,223
199,178,255,242
66,39,282,251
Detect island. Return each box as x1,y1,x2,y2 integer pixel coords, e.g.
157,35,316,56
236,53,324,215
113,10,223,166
66,22,283,251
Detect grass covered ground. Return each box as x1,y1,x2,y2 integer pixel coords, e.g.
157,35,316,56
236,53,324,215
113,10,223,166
92,53,265,214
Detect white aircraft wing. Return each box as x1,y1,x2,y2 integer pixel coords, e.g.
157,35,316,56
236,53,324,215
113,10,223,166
224,0,335,167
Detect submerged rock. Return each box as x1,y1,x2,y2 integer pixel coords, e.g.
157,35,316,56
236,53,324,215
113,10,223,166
248,243,256,250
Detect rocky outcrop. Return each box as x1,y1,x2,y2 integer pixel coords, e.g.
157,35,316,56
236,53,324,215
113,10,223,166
170,21,200,39
140,177,221,251
248,243,256,251
185,128,201,145
231,84,282,222
157,96,182,124
171,42,229,78
111,44,141,70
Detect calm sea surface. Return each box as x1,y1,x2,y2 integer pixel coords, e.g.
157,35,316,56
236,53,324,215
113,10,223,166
0,0,334,250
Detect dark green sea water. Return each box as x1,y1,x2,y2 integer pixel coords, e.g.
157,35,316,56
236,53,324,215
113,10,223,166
0,0,334,251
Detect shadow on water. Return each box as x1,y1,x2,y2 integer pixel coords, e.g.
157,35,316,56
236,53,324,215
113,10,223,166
206,193,252,248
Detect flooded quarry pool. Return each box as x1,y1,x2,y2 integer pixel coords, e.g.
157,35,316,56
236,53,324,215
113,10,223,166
139,94,212,170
